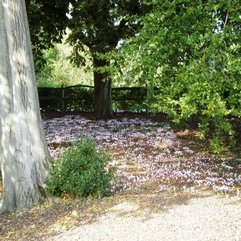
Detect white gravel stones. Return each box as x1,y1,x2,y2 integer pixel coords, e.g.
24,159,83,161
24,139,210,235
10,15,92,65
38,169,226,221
48,195,241,241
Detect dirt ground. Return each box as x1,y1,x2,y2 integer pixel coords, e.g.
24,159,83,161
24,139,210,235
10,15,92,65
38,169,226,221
0,113,241,241
0,191,241,241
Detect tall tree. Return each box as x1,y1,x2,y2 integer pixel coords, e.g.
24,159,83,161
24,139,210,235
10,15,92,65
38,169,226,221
0,0,50,212
25,0,149,119
67,0,148,119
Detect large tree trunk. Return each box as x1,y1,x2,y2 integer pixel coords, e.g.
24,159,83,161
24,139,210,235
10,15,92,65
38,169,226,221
93,57,113,119
0,0,50,213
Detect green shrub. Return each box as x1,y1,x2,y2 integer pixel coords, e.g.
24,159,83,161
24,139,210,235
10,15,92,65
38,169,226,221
46,138,114,198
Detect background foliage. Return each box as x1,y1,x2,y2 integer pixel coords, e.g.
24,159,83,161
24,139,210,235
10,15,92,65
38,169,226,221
26,0,74,70
36,41,93,87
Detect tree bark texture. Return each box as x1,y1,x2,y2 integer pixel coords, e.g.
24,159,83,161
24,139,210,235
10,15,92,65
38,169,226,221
0,0,50,212
93,57,113,119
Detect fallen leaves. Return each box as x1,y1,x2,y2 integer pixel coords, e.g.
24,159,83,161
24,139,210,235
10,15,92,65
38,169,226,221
43,114,241,195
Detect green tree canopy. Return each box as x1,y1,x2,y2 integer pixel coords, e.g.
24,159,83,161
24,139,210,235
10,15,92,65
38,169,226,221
66,0,149,118
112,0,241,151
26,0,74,70
37,42,93,87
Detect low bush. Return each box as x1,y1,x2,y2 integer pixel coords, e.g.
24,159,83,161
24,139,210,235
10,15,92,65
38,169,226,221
46,138,114,198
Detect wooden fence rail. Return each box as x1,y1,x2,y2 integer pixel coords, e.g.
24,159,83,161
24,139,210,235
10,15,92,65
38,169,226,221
38,84,148,113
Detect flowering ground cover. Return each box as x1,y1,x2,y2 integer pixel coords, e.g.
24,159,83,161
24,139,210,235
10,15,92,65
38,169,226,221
43,114,241,195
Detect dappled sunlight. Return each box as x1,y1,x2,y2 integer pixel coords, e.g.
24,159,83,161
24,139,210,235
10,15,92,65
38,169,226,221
0,0,50,212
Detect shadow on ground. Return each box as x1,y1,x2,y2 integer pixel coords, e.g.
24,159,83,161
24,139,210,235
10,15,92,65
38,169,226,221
0,190,213,241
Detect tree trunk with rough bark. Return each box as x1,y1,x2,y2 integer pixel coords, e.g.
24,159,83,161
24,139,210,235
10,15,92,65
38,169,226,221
93,57,113,119
0,0,50,213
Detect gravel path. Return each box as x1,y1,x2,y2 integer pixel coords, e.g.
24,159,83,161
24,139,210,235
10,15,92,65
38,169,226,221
48,195,241,241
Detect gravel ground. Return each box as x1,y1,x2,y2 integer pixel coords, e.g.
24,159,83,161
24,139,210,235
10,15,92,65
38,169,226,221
48,195,241,241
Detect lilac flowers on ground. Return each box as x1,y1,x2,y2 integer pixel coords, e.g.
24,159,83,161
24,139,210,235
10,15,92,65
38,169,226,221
43,115,241,195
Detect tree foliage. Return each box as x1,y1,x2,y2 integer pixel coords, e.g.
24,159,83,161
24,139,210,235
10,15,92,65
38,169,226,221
66,1,150,118
67,0,147,63
26,0,74,70
37,42,93,87
112,0,241,151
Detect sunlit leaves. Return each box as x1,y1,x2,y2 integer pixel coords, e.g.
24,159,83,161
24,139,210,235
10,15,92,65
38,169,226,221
36,42,93,87
111,0,241,151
